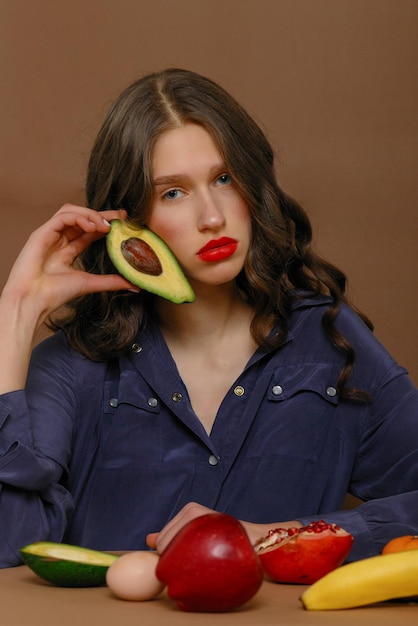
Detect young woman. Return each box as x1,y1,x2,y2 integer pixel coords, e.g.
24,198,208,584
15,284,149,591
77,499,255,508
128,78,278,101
0,68,416,567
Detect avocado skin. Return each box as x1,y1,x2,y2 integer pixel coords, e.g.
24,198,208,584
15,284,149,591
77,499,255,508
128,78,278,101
106,220,195,304
20,541,118,587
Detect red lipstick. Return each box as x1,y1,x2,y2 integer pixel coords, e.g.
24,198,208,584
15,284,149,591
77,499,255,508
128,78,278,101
197,237,238,262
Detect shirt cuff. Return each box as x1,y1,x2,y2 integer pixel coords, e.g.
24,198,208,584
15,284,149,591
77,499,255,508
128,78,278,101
297,507,377,562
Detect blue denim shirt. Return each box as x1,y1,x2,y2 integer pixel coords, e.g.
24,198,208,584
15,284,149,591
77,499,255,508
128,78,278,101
0,294,417,567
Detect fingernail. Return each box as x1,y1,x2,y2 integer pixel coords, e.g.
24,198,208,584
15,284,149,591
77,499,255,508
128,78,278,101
103,219,111,226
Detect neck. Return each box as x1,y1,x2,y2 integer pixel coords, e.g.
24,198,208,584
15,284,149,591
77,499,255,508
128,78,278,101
155,283,254,344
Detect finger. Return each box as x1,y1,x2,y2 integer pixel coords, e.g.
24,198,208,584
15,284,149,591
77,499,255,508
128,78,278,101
50,206,125,237
146,533,158,549
151,517,186,553
55,205,128,231
152,504,212,554
57,209,129,250
101,208,128,221
64,229,111,257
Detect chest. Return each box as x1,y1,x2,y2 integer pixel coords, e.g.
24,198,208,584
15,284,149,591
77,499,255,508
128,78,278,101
73,357,363,485
166,339,257,434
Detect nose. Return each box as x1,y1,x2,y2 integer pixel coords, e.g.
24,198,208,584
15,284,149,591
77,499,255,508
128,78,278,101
196,189,226,231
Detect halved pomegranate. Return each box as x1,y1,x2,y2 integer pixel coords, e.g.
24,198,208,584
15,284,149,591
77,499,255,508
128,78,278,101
254,520,353,584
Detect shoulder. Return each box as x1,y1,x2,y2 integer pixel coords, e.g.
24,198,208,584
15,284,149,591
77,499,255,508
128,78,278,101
289,293,373,343
29,330,108,385
289,292,378,349
287,294,407,391
31,330,81,366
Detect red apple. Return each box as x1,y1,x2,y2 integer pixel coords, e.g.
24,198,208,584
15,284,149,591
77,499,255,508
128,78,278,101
254,520,353,584
156,513,264,612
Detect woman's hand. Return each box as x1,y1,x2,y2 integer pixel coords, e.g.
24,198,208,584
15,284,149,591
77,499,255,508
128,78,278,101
146,501,302,553
2,204,135,326
0,204,137,394
146,502,214,553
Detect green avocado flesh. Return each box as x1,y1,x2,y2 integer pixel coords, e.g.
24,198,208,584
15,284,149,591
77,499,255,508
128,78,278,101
106,220,195,304
20,542,118,587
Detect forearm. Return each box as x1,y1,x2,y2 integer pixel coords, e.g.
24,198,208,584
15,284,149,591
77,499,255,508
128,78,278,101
297,490,418,562
0,480,73,567
0,394,73,567
0,288,45,394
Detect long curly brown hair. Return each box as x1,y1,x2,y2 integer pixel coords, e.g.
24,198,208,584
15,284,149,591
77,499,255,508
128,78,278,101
53,68,373,400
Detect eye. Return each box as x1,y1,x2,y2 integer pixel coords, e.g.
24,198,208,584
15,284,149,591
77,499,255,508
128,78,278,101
215,173,232,186
163,188,184,200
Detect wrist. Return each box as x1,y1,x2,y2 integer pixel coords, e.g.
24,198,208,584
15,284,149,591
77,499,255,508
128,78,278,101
1,284,48,333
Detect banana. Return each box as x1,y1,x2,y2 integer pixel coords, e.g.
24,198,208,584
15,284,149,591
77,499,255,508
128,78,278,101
300,549,418,610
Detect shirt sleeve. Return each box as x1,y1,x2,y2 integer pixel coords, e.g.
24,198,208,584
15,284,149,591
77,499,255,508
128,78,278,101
0,384,74,567
298,364,418,561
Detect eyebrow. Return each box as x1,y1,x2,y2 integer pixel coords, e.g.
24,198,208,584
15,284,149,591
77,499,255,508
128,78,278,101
153,163,228,187
153,175,186,187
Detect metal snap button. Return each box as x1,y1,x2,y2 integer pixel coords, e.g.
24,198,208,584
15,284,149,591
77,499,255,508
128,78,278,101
131,343,142,353
172,392,183,402
208,455,219,466
272,385,283,396
234,386,245,397
147,397,158,408
326,386,337,397
109,398,118,408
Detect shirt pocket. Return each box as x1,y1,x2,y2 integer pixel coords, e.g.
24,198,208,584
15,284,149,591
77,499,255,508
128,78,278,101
100,389,162,470
247,363,341,462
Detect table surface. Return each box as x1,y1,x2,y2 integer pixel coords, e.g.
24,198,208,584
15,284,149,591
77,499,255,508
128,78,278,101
0,565,416,626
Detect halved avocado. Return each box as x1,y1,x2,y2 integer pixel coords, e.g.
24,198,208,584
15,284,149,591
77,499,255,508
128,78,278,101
106,220,195,303
20,541,118,587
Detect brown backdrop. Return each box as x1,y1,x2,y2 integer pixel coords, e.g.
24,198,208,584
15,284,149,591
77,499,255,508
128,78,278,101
1,0,417,382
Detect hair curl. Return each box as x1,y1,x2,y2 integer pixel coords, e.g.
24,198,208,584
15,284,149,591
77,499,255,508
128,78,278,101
52,68,373,401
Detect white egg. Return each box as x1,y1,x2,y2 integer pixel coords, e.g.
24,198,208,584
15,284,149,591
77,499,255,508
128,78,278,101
106,551,165,601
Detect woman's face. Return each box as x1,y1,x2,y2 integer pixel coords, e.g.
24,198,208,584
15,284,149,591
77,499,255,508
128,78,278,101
148,123,251,291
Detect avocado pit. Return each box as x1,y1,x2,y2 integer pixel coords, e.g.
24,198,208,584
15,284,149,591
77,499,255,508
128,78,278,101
121,237,163,276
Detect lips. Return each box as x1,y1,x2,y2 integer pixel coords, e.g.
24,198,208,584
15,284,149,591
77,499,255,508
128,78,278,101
197,237,238,262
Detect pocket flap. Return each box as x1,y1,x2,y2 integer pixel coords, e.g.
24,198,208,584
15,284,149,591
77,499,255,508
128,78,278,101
267,363,341,405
